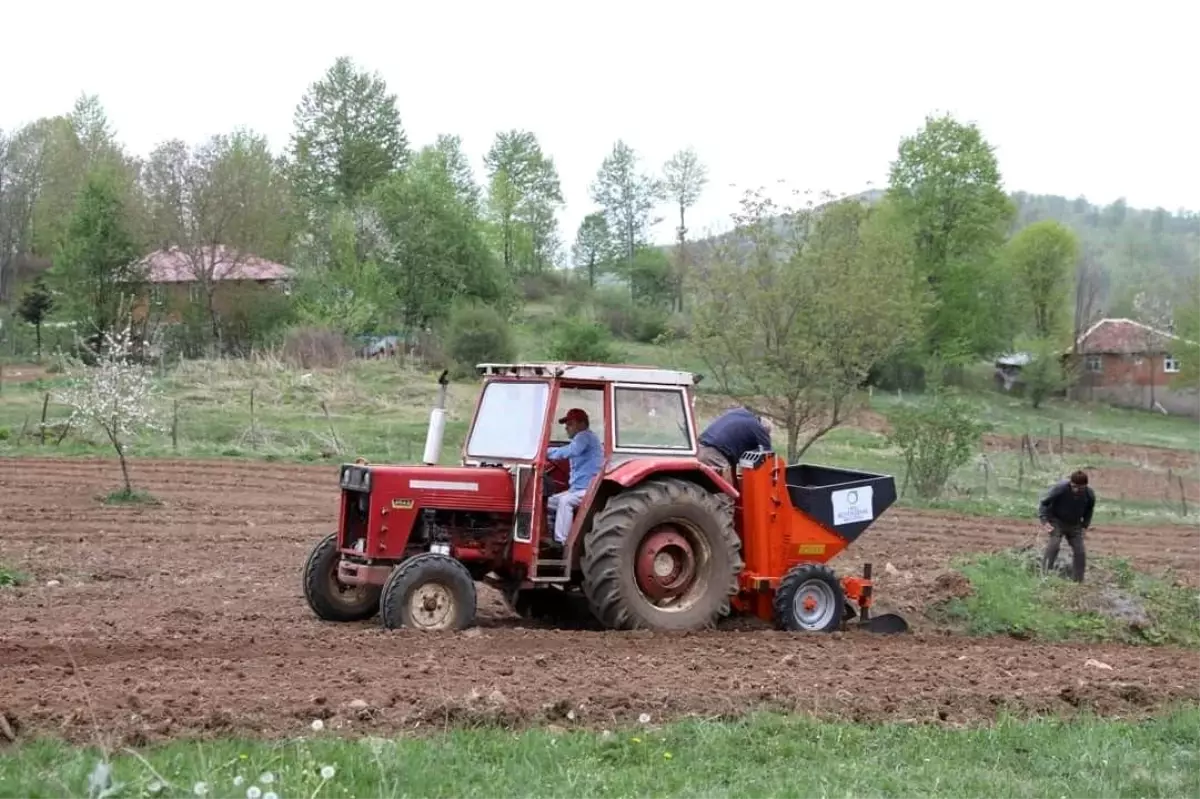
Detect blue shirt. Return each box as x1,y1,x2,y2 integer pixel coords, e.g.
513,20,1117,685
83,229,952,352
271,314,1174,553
548,428,603,492
698,407,772,463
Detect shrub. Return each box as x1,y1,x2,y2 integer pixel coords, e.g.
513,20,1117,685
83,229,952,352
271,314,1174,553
886,389,989,499
593,290,669,343
281,326,353,369
519,272,571,302
445,303,517,376
547,317,617,363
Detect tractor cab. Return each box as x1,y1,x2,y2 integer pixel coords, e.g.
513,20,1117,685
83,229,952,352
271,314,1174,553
461,363,714,574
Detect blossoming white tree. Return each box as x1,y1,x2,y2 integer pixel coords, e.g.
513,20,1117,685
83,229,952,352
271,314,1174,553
55,325,163,498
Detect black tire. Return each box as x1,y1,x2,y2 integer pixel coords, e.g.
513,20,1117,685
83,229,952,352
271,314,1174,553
581,477,742,631
302,532,381,622
379,553,477,631
773,563,845,633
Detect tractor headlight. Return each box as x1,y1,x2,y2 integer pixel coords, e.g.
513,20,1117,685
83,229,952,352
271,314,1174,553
340,464,371,492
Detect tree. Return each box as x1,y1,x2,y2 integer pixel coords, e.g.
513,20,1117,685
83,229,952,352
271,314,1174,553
589,141,663,295
1004,219,1079,339
1170,274,1200,388
289,57,409,209
483,130,563,275
55,323,162,499
424,135,480,214
17,275,54,361
571,212,614,288
0,123,50,301
372,162,510,334
662,147,707,311
887,114,1016,362
886,387,988,499
49,165,144,351
691,190,923,459
142,129,294,342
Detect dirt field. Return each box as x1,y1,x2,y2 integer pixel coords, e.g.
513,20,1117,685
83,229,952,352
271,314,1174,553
1,456,1197,746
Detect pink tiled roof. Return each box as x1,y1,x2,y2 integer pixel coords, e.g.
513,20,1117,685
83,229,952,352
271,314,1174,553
139,246,292,284
1073,318,1179,355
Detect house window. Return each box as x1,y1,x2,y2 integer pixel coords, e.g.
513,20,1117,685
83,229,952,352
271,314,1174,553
188,282,202,303
150,285,165,307
1164,355,1180,374
1085,355,1103,373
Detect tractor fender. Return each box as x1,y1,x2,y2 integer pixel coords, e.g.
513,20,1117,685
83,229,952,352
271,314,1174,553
603,458,739,499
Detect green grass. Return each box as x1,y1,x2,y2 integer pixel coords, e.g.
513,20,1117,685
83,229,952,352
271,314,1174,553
4,710,1199,799
930,549,1200,647
0,562,27,588
102,488,162,506
0,347,1196,524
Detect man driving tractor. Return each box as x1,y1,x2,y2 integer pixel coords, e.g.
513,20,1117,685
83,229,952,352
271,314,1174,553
698,406,774,480
544,408,602,552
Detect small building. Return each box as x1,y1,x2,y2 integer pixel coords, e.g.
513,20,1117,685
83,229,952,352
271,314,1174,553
133,245,292,322
1064,318,1197,417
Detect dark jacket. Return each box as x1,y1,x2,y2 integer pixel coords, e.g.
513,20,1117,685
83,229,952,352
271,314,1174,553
698,407,772,464
1038,480,1095,528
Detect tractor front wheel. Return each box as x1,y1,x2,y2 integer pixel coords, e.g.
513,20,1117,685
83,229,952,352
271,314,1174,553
380,553,477,631
581,477,742,631
773,563,845,633
302,532,382,622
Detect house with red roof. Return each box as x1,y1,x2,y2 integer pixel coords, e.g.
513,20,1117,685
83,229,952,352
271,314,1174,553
133,245,292,322
1064,318,1197,417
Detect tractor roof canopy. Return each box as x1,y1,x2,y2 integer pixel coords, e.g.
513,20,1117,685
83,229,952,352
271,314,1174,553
475,362,700,387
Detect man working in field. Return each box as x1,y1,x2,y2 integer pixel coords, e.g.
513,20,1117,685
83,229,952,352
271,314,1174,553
697,406,774,480
1038,469,1095,583
544,408,602,551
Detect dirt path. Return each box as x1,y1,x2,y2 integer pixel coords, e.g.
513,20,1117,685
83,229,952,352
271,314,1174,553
1,456,1197,745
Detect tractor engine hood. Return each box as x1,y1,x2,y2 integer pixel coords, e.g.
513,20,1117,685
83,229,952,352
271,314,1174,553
342,462,515,513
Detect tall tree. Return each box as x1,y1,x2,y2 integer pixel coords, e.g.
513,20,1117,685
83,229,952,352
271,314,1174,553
373,159,511,334
1004,219,1079,339
589,140,663,294
0,123,50,300
49,165,144,350
142,129,294,340
483,130,563,274
692,191,923,459
887,114,1016,362
571,212,613,288
289,57,409,209
424,134,481,214
16,275,54,361
661,147,707,311
29,96,144,258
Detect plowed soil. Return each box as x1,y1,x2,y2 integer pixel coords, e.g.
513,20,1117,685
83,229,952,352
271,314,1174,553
1,456,1197,746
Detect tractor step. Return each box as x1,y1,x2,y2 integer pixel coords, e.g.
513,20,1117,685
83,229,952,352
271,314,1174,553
531,558,571,582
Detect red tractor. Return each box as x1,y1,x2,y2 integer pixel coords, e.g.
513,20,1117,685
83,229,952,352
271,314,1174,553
302,362,907,634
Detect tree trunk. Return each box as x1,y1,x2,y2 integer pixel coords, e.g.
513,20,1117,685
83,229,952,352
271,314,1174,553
35,321,42,363
787,425,800,465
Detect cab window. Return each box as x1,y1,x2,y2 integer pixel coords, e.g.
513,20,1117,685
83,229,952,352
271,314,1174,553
613,387,691,450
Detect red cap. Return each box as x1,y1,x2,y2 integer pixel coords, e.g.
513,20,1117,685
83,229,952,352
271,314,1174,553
558,408,589,425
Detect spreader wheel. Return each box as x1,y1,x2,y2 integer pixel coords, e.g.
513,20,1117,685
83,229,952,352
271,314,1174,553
302,532,381,622
581,477,742,631
773,563,845,633
379,553,477,631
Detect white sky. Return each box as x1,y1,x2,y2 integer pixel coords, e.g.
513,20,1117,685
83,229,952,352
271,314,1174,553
3,0,1197,251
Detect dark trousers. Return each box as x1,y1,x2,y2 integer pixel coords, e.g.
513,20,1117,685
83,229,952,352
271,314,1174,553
1043,523,1086,582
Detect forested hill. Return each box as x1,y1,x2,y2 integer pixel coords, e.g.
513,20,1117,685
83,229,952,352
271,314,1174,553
1008,193,1198,316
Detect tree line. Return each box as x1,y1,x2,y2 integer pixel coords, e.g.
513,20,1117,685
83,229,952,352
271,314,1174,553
0,55,1195,457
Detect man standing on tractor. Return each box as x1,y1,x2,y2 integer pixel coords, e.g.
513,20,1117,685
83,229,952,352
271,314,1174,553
1038,469,1095,582
697,406,773,480
545,408,602,551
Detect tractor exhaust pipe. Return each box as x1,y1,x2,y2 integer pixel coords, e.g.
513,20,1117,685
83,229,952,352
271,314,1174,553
422,370,450,466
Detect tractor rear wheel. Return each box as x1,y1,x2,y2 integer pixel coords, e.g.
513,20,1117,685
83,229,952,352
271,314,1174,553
581,477,742,631
302,532,381,622
380,553,477,631
773,563,845,633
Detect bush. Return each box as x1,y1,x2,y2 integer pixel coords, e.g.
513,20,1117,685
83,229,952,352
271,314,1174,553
886,389,989,499
547,317,617,363
593,290,669,343
519,272,571,302
281,326,353,369
445,303,516,376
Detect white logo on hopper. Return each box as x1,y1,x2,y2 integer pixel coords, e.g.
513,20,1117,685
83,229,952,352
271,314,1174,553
832,486,873,526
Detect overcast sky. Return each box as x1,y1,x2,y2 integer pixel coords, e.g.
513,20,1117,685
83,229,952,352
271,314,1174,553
3,0,1197,249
